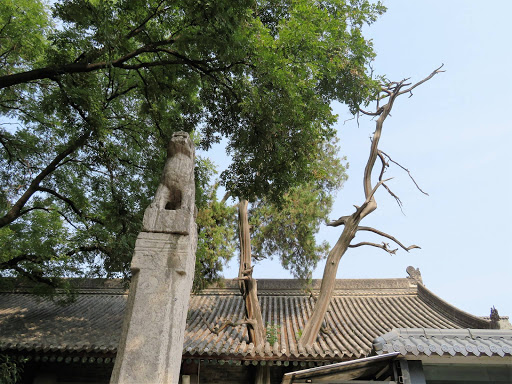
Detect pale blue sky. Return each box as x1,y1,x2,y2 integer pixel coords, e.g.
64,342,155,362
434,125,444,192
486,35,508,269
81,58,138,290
212,1,512,318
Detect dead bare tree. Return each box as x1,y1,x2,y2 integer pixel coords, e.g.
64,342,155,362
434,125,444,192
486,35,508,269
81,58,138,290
299,65,445,346
236,199,266,346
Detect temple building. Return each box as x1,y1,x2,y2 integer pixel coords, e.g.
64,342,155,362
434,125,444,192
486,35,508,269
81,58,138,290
0,267,510,383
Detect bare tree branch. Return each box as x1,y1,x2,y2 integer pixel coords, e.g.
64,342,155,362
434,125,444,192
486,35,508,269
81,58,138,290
300,66,443,346
365,177,393,204
375,151,403,209
348,241,398,255
198,311,255,335
382,183,404,211
397,64,445,96
380,150,429,196
377,151,388,182
357,226,420,252
359,107,383,116
327,215,351,227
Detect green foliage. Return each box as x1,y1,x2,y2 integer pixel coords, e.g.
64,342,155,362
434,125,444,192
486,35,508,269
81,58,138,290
250,138,348,280
0,355,26,384
194,183,236,292
0,0,384,290
0,0,50,75
265,322,280,345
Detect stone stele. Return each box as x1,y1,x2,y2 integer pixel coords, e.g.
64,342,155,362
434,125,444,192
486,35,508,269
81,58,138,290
110,132,197,384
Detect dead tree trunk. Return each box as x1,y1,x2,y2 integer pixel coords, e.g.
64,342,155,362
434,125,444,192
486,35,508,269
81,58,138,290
237,199,266,346
299,66,444,346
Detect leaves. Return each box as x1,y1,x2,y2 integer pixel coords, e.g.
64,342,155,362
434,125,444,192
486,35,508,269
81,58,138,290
0,0,384,292
194,183,236,292
250,138,347,280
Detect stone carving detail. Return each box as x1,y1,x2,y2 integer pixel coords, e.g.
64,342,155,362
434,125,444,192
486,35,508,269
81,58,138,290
151,131,195,213
143,131,195,235
406,266,423,284
110,132,197,384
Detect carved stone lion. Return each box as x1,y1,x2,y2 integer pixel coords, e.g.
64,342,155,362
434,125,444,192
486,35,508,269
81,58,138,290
150,131,195,213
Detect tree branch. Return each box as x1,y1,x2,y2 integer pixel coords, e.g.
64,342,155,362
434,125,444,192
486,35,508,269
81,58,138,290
327,215,351,227
126,0,167,39
397,64,445,96
348,241,398,255
18,205,79,229
380,150,429,196
0,254,39,270
382,183,404,210
357,226,420,252
65,245,113,257
0,38,176,89
198,311,255,335
359,106,383,116
0,130,93,228
37,187,105,225
11,266,60,288
365,177,393,204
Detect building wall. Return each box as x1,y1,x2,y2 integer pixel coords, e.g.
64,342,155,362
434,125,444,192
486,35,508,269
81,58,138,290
20,360,294,384
180,362,291,384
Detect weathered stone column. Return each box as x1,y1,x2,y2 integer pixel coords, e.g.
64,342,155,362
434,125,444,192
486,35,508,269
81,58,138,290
111,132,197,384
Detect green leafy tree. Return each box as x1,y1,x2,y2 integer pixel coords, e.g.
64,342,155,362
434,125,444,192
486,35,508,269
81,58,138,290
0,0,385,290
194,182,236,292
250,139,347,280
233,137,347,347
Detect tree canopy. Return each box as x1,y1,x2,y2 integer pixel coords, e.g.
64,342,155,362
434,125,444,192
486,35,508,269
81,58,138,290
249,138,347,280
0,0,385,290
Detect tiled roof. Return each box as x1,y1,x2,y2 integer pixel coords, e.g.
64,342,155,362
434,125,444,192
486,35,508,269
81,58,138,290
0,276,492,361
373,328,512,358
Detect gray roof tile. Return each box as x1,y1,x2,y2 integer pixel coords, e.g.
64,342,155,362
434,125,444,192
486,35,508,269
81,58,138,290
0,278,492,360
373,328,512,358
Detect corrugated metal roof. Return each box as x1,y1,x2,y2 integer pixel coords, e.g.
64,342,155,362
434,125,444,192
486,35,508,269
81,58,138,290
0,277,492,361
373,328,512,358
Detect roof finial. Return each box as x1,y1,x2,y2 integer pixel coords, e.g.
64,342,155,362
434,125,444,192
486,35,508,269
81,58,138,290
406,266,423,284
490,306,500,329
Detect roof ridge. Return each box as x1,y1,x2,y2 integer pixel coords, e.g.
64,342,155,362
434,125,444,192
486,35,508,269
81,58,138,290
417,283,490,329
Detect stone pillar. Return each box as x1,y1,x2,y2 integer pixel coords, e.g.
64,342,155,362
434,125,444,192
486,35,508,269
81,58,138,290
111,132,197,384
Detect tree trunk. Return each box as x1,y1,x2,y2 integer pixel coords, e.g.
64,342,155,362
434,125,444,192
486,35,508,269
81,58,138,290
299,88,388,346
299,67,442,346
299,215,359,345
238,199,265,347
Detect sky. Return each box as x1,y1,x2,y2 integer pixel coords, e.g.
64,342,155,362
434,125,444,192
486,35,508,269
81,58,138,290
207,1,512,318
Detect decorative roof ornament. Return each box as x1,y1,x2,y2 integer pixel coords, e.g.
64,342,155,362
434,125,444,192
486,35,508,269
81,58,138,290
406,266,423,284
490,306,500,329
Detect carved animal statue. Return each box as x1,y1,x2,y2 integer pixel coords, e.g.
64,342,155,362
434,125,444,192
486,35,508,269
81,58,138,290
150,131,195,213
